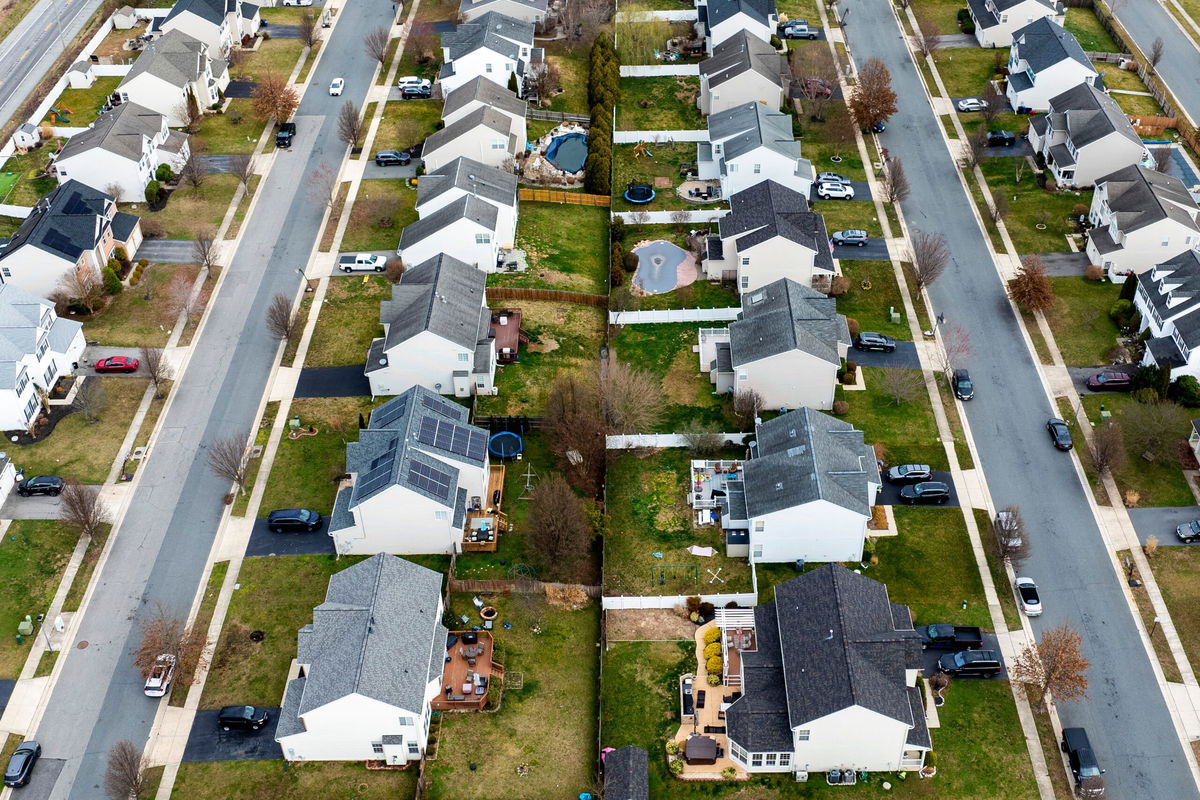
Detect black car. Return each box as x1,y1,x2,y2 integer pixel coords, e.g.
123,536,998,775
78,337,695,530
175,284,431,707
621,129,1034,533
1061,728,1106,797
937,649,1002,678
275,121,296,148
4,741,40,788
218,705,269,731
885,463,933,485
952,368,974,400
854,332,896,352
267,508,323,533
899,481,951,505
17,475,63,497
1046,418,1073,451
986,130,1017,147
401,85,432,99
374,150,411,167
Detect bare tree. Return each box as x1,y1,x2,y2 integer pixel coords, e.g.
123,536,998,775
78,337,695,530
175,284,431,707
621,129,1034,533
229,153,256,193
192,227,219,271
882,157,910,204
912,11,940,59
615,1,672,64
680,420,725,454
958,129,987,170
173,97,204,133
1087,420,1127,477
132,602,207,685
908,229,950,291
298,11,320,48
179,154,208,188
250,72,300,122
732,387,765,424
1010,624,1089,709
848,58,898,130
561,0,613,46
992,505,1031,568
602,360,664,433
364,27,391,66
932,323,972,378
139,347,174,399
826,104,857,160
525,60,563,104
882,367,923,406
790,42,839,122
543,375,606,494
206,433,251,494
61,481,110,539
524,475,594,582
980,82,1005,127
1150,36,1165,74
73,377,107,423
164,270,196,327
337,100,364,150
58,265,105,314
104,740,146,800
991,193,1009,224
305,161,340,211
265,292,298,343
103,181,125,202
1009,255,1055,312
1124,400,1189,463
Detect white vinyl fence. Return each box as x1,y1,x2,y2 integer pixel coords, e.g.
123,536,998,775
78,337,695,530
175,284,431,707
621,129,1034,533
614,9,698,21
613,129,709,144
609,306,740,324
0,204,32,219
607,433,748,449
610,209,727,224
602,592,758,610
620,64,701,77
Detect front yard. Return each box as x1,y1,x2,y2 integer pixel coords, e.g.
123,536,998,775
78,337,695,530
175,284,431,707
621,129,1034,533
233,37,305,81
304,275,391,368
978,157,1086,255
172,761,416,800
339,178,416,252
192,100,267,154
1144,547,1200,673
376,99,443,154
0,521,79,678
495,201,610,294
836,366,947,471
931,48,1003,100
135,175,242,240
813,198,885,238
1043,276,1120,367
69,264,200,347
836,260,912,341
617,77,704,131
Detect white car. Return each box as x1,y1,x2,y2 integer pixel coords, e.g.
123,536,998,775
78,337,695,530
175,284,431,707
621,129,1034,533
144,654,176,698
329,78,344,96
1015,577,1042,617
281,0,313,5
957,97,988,112
397,76,432,90
816,181,855,200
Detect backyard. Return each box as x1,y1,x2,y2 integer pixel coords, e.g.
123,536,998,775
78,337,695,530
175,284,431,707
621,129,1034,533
0,143,62,206
0,520,79,678
495,202,610,294
836,367,947,471
542,40,590,114
69,264,200,347
304,275,391,368
41,77,122,126
617,77,704,131
339,178,417,251
612,142,714,213
1043,276,1121,367
979,157,1087,255
172,761,416,800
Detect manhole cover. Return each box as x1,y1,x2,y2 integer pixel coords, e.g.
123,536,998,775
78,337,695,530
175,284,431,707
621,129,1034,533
77,640,88,649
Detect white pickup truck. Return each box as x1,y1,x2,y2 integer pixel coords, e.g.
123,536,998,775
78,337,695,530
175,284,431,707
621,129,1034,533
338,253,386,273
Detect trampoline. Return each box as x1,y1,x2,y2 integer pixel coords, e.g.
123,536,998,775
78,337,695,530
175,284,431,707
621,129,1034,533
545,133,587,173
488,431,525,460
632,239,691,294
624,184,655,204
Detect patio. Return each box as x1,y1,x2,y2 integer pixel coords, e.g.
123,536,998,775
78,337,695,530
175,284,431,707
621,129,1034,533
489,309,524,363
676,180,722,204
432,630,506,712
461,464,507,553
689,459,745,512
672,620,749,779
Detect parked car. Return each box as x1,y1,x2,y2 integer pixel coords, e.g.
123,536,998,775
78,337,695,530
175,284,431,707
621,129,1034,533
17,475,63,497
281,0,313,5
3,741,40,788
401,85,433,99
217,706,269,731
899,481,951,505
397,76,432,89
144,653,176,698
1085,371,1132,392
817,171,851,185
816,181,855,200
886,463,933,485
374,150,412,167
779,19,818,38
937,649,1002,678
994,509,1023,548
854,331,896,352
870,120,886,133
1046,418,1073,451
918,623,984,650
267,508,323,533
329,77,344,96
339,253,387,272
276,121,296,148
831,229,868,246
1015,577,1042,616
1061,728,1106,797
1176,519,1200,543
94,355,139,373
952,368,974,400
957,97,988,112
986,130,1016,147
801,77,833,98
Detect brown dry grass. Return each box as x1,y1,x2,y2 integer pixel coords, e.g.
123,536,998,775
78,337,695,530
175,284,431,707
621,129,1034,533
662,348,702,405
606,609,695,641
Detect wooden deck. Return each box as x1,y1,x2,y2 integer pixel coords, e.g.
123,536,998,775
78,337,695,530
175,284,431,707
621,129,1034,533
431,631,506,712
461,465,507,552
490,309,525,363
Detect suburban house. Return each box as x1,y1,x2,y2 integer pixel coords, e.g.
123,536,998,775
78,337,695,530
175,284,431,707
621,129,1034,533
365,254,497,398
696,278,849,411
1027,83,1148,189
1190,419,1200,464
1133,249,1200,380
0,283,86,432
698,31,786,116
696,0,778,53
116,30,230,126
966,0,1065,48
397,195,501,271
702,180,833,291
327,385,490,555
53,102,190,202
275,554,447,764
420,106,524,173
158,0,261,58
690,408,879,563
604,746,649,800
441,77,528,131
0,181,141,298
697,101,813,198
417,157,518,251
1005,18,1099,112
723,565,929,775
1086,165,1200,279
459,0,547,24
439,12,536,96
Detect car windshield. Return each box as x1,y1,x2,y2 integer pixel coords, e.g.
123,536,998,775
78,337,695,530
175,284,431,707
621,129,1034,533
928,624,950,637
298,510,314,522
952,652,968,667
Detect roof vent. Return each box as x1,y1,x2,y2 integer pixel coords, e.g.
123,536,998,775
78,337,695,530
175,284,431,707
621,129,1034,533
825,629,834,640
379,356,388,366
788,428,797,438
774,482,783,491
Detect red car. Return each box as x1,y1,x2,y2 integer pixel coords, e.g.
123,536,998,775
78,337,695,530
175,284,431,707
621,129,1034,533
94,356,139,373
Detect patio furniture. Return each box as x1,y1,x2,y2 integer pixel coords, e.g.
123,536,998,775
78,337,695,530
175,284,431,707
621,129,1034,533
696,690,706,709
450,694,467,702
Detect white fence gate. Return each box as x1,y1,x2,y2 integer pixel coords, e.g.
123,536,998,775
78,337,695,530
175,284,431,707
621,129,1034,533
606,433,747,449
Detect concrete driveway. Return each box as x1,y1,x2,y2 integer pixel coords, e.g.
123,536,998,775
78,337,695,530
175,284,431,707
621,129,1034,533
295,365,371,397
80,346,145,376
182,709,282,762
1128,507,1200,546
245,518,336,557
136,239,195,264
361,157,421,180
849,341,920,369
918,631,1004,678
876,471,959,506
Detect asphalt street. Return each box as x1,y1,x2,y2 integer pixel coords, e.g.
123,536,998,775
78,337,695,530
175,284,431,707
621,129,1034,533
23,0,393,795
845,0,1197,796
1113,0,1200,126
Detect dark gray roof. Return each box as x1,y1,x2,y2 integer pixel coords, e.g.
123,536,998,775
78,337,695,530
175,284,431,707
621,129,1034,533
700,30,784,90
726,602,794,752
111,212,140,242
290,555,447,719
422,106,517,162
968,0,1061,27
1097,164,1199,235
57,102,165,162
375,254,489,355
442,77,528,122
1048,142,1076,167
723,181,833,274
1140,250,1200,327
418,156,518,209
460,0,548,18
328,485,355,533
275,677,306,739
442,11,533,61
119,29,210,90
1008,70,1034,93
163,0,233,27
1047,82,1141,149
714,340,733,373
730,278,849,367
743,407,878,517
604,746,649,800
400,194,500,250
1147,332,1187,367
965,0,1001,29
709,101,801,163
1011,18,1092,74
707,0,776,29
0,180,115,263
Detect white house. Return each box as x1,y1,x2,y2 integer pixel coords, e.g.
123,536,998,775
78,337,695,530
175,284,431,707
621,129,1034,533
697,278,849,411
420,106,523,173
1005,18,1099,112
116,30,230,126
159,0,261,58
966,0,1065,48
459,0,547,24
698,102,813,199
702,180,833,291
1027,83,1148,189
397,195,501,271
1085,165,1200,279
0,284,86,432
441,77,528,131
697,0,778,53
417,157,518,250
699,31,785,116
723,565,929,775
0,181,142,298
439,12,536,96
275,554,447,764
1133,250,1200,381
365,254,496,398
53,102,190,202
327,385,489,555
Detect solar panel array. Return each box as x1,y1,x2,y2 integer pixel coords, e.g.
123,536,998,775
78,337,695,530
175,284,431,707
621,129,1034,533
417,417,487,461
356,438,400,499
371,397,409,429
421,394,462,419
408,461,452,501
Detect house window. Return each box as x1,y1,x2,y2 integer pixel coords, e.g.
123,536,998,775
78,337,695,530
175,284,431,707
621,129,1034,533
752,544,763,559
779,753,791,766
737,372,747,381
751,753,763,767
505,63,513,71
752,164,761,174
754,521,764,532
485,63,493,72
475,233,491,243
796,730,810,741
35,336,48,359
58,169,67,177
398,716,414,726
409,741,421,755
728,163,738,172
43,363,55,385
372,743,384,755
1,268,9,278
739,276,749,289
23,395,37,421
765,753,777,766
1162,238,1171,248
1059,169,1074,181
740,257,750,266
435,510,448,521
15,371,28,396
458,352,470,362
491,141,505,149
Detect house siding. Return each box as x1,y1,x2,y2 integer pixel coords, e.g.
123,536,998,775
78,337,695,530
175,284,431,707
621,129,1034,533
278,693,435,762
703,72,784,116
399,218,499,271
740,350,838,410
367,330,474,397
751,500,870,563
421,128,519,173
972,0,1065,47
418,191,517,249
791,706,914,772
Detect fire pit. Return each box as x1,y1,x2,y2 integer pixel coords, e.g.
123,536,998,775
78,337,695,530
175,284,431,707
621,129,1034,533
480,606,498,621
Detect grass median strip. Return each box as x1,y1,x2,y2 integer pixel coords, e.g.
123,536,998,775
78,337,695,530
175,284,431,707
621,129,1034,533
61,523,112,613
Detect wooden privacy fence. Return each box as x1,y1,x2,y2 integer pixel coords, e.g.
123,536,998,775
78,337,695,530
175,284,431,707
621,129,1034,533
486,286,609,307
527,108,590,123
449,577,602,597
518,188,611,206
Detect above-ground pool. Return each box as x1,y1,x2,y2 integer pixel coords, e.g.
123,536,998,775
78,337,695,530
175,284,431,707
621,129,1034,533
624,184,655,204
545,133,587,173
488,431,525,460
632,239,695,294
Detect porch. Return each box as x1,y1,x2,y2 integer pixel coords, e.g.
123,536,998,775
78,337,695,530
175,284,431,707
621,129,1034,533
461,465,507,553
688,459,745,510
673,620,747,780
431,630,506,712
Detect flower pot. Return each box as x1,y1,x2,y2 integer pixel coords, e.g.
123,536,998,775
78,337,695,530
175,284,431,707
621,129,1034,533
1035,223,1047,230
920,766,937,778
830,155,843,163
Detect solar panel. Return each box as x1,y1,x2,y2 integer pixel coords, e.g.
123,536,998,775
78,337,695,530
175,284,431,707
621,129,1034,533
466,429,487,461
371,398,409,429
421,394,461,418
418,416,438,447
408,461,452,501
356,463,393,499
368,437,399,470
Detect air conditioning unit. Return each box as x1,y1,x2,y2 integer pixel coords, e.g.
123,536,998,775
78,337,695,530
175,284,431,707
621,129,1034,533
795,771,809,782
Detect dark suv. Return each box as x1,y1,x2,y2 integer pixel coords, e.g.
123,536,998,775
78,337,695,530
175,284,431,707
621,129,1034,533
267,508,323,533
18,475,63,497
937,649,1002,678
1061,728,1105,797
275,121,296,148
854,332,896,352
899,481,951,505
952,368,974,400
218,706,269,731
986,130,1017,147
374,150,411,167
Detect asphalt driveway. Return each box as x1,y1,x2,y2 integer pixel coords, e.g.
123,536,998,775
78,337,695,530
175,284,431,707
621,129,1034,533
1128,507,1200,546
81,346,145,375
361,157,421,180
919,631,1004,678
1036,252,1089,276
849,341,920,369
136,239,195,263
981,140,1033,158
223,80,256,98
832,236,889,261
245,518,336,557
876,470,959,506
0,490,105,520
295,365,371,397
183,709,282,762
0,679,14,717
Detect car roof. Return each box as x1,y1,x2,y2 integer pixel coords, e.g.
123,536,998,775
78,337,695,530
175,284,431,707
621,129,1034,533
916,481,949,490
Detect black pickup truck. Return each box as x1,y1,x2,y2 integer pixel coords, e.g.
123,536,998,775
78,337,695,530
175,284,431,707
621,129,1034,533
918,623,984,650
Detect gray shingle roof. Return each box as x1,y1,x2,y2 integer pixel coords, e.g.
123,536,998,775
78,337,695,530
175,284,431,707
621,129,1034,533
374,253,489,357
709,101,801,163
723,181,833,274
700,30,784,90
399,194,499,250
0,284,62,390
290,555,447,720
57,102,165,162
163,0,233,27
460,0,548,18
730,278,849,367
1097,164,1200,235
706,0,776,29
119,29,210,90
1047,82,1141,149
726,602,794,752
1141,251,1200,350
442,11,533,61
418,156,518,209
0,180,116,263
421,106,517,162
604,746,649,800
442,77,528,123
1011,18,1092,74
743,407,878,517
275,677,306,739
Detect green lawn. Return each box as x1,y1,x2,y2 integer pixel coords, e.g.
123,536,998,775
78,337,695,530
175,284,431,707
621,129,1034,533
234,37,305,81
837,366,947,470
776,0,820,24
193,100,266,154
612,142,710,212
340,178,416,251
605,449,754,596
70,264,198,347
979,157,1086,255
0,144,62,206
376,99,443,153
800,112,869,183
494,202,610,294
0,216,21,238
627,278,740,311
41,77,122,126
173,759,417,799
912,0,971,35
837,261,912,341
1043,276,1120,367
1064,8,1120,53
1145,548,1200,675
617,77,703,131
543,40,590,114
0,521,78,678
1111,88,1165,117
304,275,391,368
814,199,885,238
932,48,1003,100
135,175,241,239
